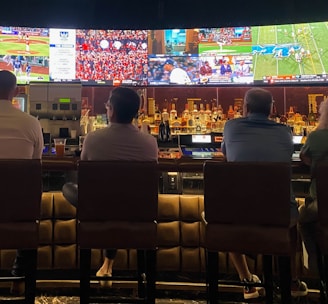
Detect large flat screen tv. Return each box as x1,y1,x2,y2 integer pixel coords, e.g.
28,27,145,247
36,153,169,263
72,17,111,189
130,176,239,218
1,21,327,86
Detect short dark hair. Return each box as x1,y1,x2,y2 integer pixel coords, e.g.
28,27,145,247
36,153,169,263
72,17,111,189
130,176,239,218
109,87,140,123
244,88,273,116
0,70,17,93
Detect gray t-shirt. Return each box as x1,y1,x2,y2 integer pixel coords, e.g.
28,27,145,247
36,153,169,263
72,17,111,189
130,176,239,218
301,129,328,197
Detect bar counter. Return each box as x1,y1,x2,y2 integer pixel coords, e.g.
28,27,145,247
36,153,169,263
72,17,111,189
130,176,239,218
42,155,311,176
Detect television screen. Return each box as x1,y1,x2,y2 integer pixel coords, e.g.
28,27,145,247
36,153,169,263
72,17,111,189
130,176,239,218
147,55,200,85
197,27,254,84
75,29,148,85
1,21,328,86
252,22,328,84
0,26,50,84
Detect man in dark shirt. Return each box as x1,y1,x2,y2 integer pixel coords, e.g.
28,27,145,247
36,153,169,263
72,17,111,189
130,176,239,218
221,88,307,300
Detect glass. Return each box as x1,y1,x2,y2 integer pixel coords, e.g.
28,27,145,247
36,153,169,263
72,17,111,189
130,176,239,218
53,138,66,157
70,129,77,139
79,136,86,150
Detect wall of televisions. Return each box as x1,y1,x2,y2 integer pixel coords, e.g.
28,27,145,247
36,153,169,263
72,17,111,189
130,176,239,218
1,22,328,86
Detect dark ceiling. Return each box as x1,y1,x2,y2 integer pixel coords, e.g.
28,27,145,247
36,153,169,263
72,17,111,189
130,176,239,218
1,0,328,29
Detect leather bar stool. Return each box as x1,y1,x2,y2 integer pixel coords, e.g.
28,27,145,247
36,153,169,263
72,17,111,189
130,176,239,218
314,162,328,303
0,159,42,303
203,161,296,304
77,161,158,304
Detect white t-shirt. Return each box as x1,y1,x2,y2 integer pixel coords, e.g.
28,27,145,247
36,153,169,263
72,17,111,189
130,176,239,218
81,122,158,161
0,100,43,159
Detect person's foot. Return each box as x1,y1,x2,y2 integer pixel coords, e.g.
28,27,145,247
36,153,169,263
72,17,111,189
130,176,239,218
96,269,112,288
291,279,308,297
10,281,25,296
243,274,265,300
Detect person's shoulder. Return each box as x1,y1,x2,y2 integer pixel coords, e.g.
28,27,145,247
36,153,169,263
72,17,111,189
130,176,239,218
226,117,246,125
224,117,245,131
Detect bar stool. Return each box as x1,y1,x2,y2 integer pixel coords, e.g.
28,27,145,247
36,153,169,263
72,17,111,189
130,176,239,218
314,162,328,303
0,159,42,303
77,160,158,304
203,161,296,304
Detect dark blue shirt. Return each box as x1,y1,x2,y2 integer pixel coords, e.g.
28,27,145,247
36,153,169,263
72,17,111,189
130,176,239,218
221,113,297,216
222,113,294,162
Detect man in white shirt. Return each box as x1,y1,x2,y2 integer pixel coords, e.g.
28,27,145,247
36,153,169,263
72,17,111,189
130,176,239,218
0,70,43,294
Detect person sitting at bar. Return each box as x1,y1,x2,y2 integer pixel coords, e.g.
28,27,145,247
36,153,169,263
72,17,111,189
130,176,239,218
299,97,328,274
62,87,158,287
220,87,308,300
0,70,44,294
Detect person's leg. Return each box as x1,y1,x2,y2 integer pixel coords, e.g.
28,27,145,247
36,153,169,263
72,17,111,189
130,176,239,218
298,200,319,274
229,252,252,281
11,249,34,295
96,249,117,288
97,249,117,275
62,182,78,207
290,203,309,297
229,252,263,300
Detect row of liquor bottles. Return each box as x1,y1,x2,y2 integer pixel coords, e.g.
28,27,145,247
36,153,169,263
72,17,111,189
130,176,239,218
139,98,319,135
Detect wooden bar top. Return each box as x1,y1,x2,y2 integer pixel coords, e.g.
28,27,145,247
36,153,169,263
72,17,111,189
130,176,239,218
42,155,311,177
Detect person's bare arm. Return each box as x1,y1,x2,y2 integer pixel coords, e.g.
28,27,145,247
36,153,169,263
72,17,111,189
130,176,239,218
300,151,312,166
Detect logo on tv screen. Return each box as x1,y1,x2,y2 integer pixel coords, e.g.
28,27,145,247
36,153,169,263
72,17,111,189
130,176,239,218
60,31,69,39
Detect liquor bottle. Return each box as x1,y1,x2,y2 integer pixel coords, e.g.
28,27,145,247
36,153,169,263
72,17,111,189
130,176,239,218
141,115,151,134
308,104,317,126
195,117,202,133
227,105,235,120
233,106,242,119
294,112,304,135
205,103,212,121
217,104,224,121
154,105,161,126
170,103,177,123
181,104,190,125
301,127,307,145
269,101,278,121
162,107,169,122
212,106,218,122
158,119,166,142
199,103,205,123
191,103,199,120
287,106,295,126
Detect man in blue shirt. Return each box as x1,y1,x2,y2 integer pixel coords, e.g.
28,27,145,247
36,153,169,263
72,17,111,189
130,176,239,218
221,88,307,299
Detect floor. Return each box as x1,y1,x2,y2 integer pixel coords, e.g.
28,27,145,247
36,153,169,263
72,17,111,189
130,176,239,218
0,278,323,303
32,293,320,304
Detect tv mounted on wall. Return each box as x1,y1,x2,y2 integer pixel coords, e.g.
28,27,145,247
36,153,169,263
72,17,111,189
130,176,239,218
1,21,327,86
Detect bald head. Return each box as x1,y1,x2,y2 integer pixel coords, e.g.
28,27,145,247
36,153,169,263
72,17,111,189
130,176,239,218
243,88,273,117
0,70,17,100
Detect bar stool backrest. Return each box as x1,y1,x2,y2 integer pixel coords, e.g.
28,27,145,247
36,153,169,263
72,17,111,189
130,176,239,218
78,161,158,222
204,161,291,226
0,159,42,248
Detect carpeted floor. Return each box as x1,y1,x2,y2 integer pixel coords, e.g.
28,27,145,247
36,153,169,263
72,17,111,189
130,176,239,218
32,295,319,304
0,285,322,303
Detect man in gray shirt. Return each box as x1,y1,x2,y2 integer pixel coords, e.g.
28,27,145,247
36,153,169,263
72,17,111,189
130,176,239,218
63,87,158,287
221,87,307,299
